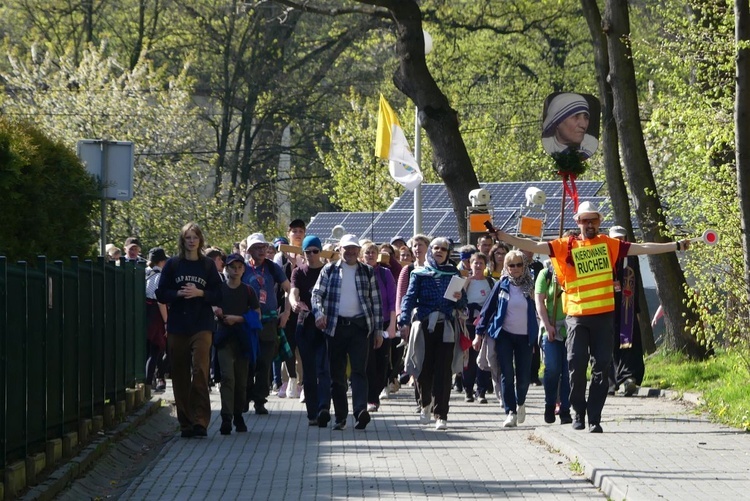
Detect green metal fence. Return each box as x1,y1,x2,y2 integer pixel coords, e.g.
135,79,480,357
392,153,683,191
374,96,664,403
0,256,146,468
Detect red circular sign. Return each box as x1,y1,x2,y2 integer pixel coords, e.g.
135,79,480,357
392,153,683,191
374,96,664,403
703,229,719,246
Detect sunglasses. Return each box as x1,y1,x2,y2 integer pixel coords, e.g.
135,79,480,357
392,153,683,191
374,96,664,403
432,247,448,252
304,249,320,255
506,262,524,268
579,218,600,225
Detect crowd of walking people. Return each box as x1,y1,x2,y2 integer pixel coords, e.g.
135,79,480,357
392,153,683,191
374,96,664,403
120,200,692,437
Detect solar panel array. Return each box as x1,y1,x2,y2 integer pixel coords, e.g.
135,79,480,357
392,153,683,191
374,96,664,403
305,181,612,244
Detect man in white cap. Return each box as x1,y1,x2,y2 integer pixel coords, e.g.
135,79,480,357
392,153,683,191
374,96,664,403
607,225,645,397
493,201,691,433
311,234,382,431
241,232,291,415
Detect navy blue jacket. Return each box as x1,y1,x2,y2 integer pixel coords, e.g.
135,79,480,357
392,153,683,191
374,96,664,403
475,276,538,346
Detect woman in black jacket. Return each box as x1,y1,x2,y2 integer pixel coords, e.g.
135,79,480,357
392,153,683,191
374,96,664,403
156,222,223,438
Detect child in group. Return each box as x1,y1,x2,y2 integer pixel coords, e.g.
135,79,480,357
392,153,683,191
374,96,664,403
213,253,261,435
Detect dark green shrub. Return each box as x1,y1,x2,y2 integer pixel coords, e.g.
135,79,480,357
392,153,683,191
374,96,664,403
0,117,99,261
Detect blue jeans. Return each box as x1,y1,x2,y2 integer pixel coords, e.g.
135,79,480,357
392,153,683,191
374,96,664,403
296,322,331,420
495,331,532,415
542,336,570,412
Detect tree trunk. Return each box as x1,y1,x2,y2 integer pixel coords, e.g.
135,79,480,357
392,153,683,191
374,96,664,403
736,0,750,305
359,0,480,242
581,0,656,353
602,0,705,358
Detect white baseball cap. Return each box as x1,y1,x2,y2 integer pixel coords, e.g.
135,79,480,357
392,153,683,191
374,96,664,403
338,234,361,248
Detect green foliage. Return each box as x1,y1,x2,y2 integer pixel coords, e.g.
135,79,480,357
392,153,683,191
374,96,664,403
636,1,749,362
0,117,99,260
642,349,750,430
0,44,237,255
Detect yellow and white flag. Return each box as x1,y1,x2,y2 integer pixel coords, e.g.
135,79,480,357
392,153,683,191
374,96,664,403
375,94,423,191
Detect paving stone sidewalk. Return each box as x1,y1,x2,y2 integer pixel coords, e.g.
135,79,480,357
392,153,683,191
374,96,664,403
51,381,750,501
119,383,602,500
534,392,750,501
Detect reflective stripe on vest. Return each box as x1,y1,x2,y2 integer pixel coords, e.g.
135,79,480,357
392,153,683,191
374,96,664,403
556,237,619,317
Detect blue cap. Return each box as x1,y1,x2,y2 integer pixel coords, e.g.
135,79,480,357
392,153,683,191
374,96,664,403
272,236,289,248
225,253,245,266
302,235,322,251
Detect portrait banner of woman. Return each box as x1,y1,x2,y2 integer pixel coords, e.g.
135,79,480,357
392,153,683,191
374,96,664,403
541,92,601,160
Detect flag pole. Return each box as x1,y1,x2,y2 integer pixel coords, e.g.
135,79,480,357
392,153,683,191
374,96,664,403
413,105,422,235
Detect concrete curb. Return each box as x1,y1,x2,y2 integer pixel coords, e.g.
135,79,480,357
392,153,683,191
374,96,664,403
19,398,163,501
532,388,705,501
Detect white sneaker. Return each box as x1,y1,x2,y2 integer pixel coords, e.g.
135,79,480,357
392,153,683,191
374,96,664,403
380,388,390,400
277,382,288,398
298,387,305,403
287,378,298,399
367,402,379,412
503,412,517,428
419,407,431,425
435,418,447,431
517,404,526,424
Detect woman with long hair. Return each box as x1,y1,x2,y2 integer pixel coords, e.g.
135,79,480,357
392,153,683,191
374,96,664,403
156,222,223,438
488,242,511,279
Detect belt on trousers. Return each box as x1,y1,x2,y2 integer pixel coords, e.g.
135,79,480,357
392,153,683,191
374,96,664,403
338,315,365,326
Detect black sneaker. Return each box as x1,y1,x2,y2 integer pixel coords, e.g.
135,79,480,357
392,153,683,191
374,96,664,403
332,420,347,431
544,404,556,424
465,392,474,403
478,392,488,404
317,409,331,428
193,424,208,437
559,410,573,425
180,428,195,438
255,404,268,415
572,413,586,430
308,419,318,426
589,423,603,433
355,410,371,430
220,417,232,435
623,378,637,397
234,415,248,432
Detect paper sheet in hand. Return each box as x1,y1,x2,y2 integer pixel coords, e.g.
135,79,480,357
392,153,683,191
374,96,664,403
443,275,466,301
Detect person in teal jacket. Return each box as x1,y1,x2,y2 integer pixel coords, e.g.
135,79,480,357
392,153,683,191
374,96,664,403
475,250,538,428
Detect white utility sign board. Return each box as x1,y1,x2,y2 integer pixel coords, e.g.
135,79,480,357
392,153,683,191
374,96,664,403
77,140,135,201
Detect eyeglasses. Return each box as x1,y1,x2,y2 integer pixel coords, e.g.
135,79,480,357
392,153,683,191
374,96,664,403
432,247,448,252
304,249,320,255
506,262,524,268
579,218,599,225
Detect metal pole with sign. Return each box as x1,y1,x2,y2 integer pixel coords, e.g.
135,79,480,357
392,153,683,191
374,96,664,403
77,140,135,256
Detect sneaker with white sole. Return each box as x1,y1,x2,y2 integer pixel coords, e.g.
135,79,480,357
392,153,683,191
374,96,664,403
299,387,305,403
435,418,447,430
367,402,379,412
517,404,526,424
419,407,431,425
379,388,390,400
503,411,517,428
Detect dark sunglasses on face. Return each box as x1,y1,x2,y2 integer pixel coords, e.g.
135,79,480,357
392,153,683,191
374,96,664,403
506,262,524,268
432,247,448,252
304,249,320,255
